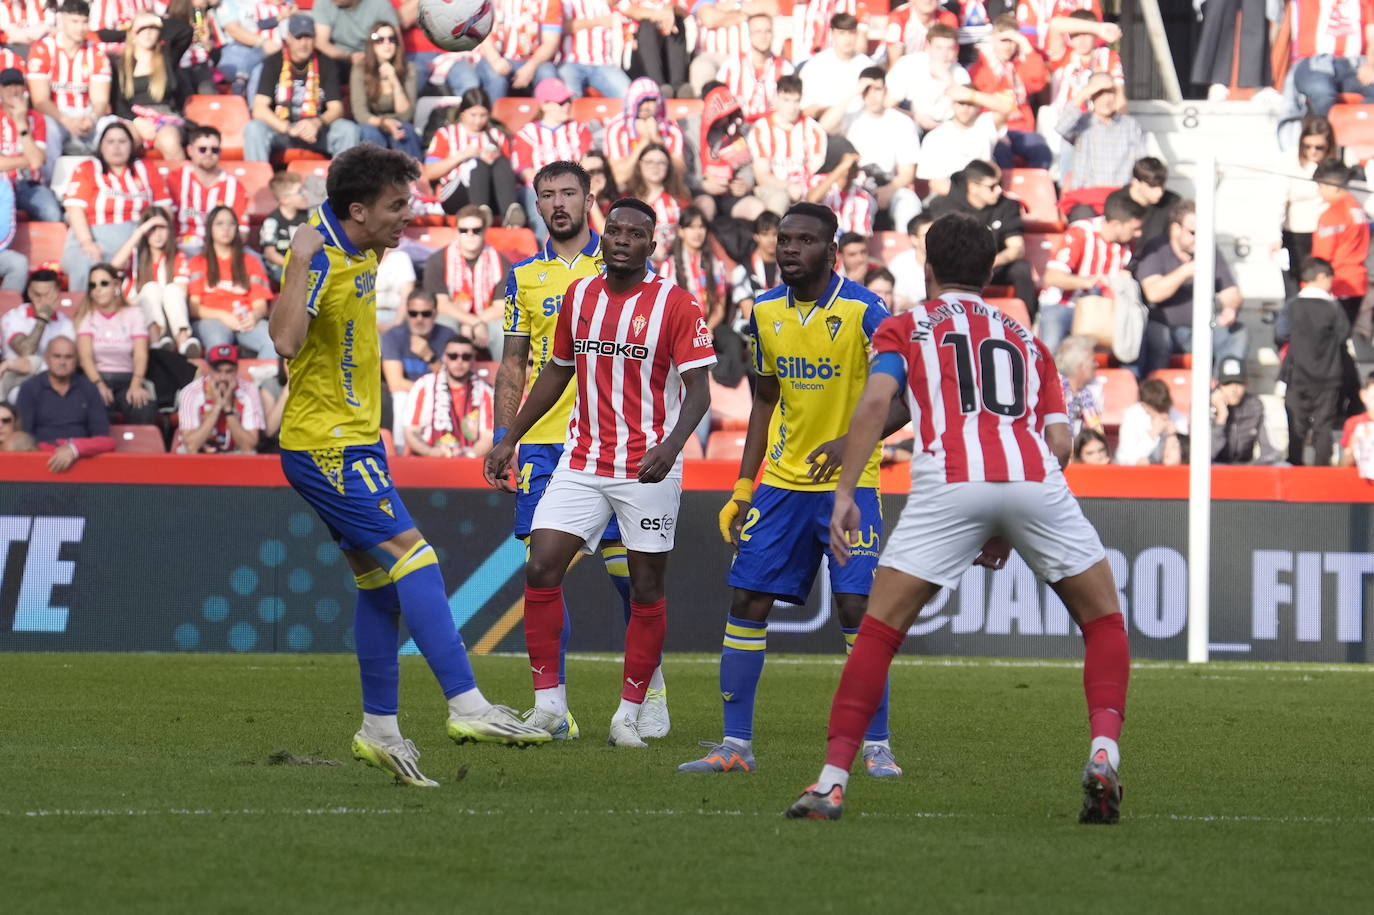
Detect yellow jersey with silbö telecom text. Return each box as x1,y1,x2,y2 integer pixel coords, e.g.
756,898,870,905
279,202,384,453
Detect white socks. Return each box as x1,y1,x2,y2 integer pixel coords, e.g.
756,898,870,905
614,698,641,722
723,736,752,753
361,713,402,743
535,686,568,717
1091,737,1121,770
649,665,666,691
863,739,891,751
817,764,850,793
446,687,490,717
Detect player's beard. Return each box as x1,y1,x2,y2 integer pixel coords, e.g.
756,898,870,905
779,260,826,290
546,209,586,243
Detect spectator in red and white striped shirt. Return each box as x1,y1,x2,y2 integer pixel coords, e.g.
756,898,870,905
26,0,111,157
0,67,61,222
1016,0,1105,53
884,0,957,70
689,0,777,96
423,88,522,224
1288,0,1374,115
167,125,249,258
718,13,793,121
1038,187,1143,353
62,119,173,293
657,205,728,327
747,73,827,215
806,148,876,237
512,78,592,239
557,0,632,98
1043,9,1123,118
176,343,266,453
476,0,563,101
604,77,686,186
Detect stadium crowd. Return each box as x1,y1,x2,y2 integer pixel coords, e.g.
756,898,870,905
2,0,1374,475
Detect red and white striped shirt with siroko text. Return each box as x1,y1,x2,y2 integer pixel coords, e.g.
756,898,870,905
166,166,249,246
65,158,172,225
551,273,716,478
25,35,113,117
746,112,827,185
1041,217,1131,306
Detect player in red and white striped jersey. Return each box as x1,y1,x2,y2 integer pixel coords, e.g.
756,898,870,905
1037,187,1143,354
718,12,794,121
794,0,867,63
786,212,1130,825
884,0,957,67
166,125,249,257
483,0,564,98
687,0,775,94
556,0,632,98
747,74,827,215
26,1,112,155
484,197,715,748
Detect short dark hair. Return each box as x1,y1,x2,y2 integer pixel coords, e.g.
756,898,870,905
830,12,858,30
925,212,995,288
1138,378,1173,413
956,159,999,187
838,231,867,249
608,196,658,225
927,23,957,42
1074,428,1109,460
1132,156,1168,187
445,333,476,351
864,266,895,286
1068,8,1100,21
1301,256,1334,282
24,269,60,302
784,202,839,241
94,119,141,172
1103,187,1147,224
858,65,886,82
1313,160,1351,186
534,160,591,195
1168,198,1196,226
907,212,934,235
58,0,89,15
776,74,804,97
753,210,781,234
184,124,221,148
326,144,419,215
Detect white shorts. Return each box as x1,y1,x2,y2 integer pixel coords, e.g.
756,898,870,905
530,468,683,553
880,478,1106,588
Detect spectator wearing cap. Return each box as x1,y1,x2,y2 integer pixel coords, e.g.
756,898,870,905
1276,257,1352,466
15,335,116,473
1311,161,1370,322
402,334,495,458
839,67,921,237
475,0,562,102
25,0,111,160
1057,71,1147,192
928,159,1036,319
555,0,632,99
2,269,77,402
800,14,874,123
314,0,401,84
1211,357,1283,465
1135,199,1247,376
510,78,592,238
0,66,61,222
245,14,362,163
176,344,265,453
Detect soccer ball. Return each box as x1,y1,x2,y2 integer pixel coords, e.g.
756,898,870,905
417,0,495,53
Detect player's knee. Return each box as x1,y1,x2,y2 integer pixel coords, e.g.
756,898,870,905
628,578,664,605
525,555,565,589
730,589,773,622
834,594,868,628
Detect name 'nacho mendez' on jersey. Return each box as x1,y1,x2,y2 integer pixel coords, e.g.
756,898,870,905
909,298,1039,350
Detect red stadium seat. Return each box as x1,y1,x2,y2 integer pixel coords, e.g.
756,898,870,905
227,161,278,219
486,226,538,261
665,98,703,122
1022,232,1063,285
170,428,185,453
282,148,327,164
13,222,67,267
404,226,457,251
111,425,166,453
682,434,704,461
0,290,21,316
1148,368,1194,417
1328,104,1374,150
1096,368,1138,427
184,95,250,159
1168,353,1193,369
493,97,540,133
985,296,1031,330
1003,168,1062,233
706,430,748,461
869,231,911,262
572,96,619,125
709,375,753,431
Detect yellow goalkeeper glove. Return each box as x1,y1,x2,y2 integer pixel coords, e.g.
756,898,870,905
718,478,755,545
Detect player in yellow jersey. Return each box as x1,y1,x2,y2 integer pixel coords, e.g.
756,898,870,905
491,160,670,741
269,145,549,790
680,203,905,777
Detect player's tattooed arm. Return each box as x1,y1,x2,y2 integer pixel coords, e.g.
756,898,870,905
492,334,531,430
484,359,574,490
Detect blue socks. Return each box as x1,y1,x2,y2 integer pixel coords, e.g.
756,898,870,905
844,626,891,742
353,570,400,715
720,615,767,740
390,540,477,700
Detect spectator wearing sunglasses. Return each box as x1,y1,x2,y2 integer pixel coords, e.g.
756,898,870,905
352,21,421,159
381,290,458,448
166,125,250,258
0,402,36,452
74,263,158,426
313,0,400,83
402,335,495,458
422,205,510,360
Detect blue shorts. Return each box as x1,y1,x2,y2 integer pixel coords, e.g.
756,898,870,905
281,442,416,552
514,442,621,542
728,484,882,605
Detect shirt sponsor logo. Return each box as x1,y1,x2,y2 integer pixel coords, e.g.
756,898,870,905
776,356,840,380
340,319,362,407
574,339,650,359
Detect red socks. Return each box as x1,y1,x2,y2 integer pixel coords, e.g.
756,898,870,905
1081,612,1130,742
825,615,906,770
523,585,563,691
621,598,666,702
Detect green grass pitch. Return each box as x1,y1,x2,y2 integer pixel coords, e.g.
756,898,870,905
4,652,1372,913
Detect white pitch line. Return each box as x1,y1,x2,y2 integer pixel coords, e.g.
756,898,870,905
7,808,1372,824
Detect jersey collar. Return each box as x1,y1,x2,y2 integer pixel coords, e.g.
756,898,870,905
541,230,600,267
316,201,364,258
787,271,843,313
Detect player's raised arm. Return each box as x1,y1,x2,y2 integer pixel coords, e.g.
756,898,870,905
269,224,327,359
